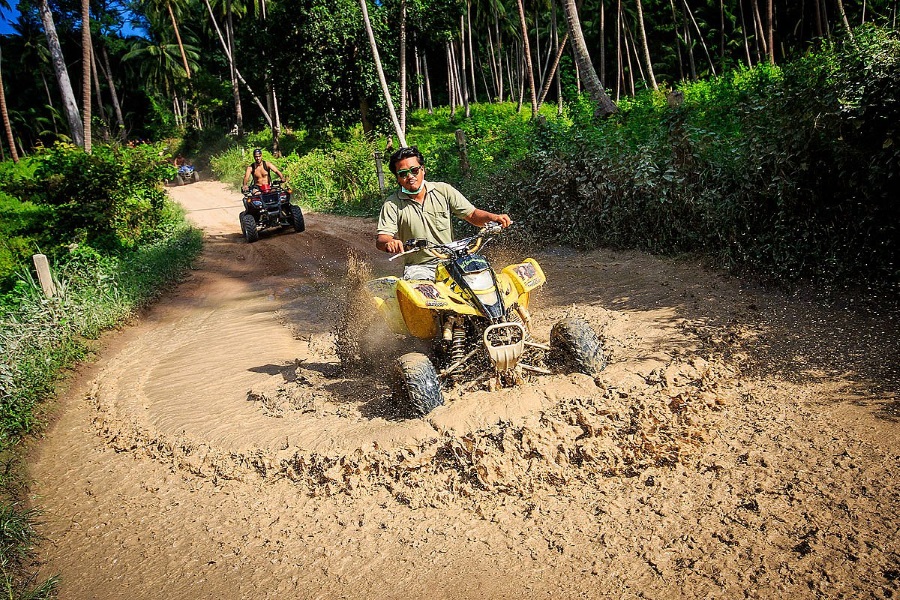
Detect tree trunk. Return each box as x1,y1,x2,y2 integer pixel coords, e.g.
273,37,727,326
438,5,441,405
458,20,470,117
616,0,623,99
0,49,19,163
600,0,606,86
766,0,775,63
90,40,109,141
634,0,657,90
684,0,717,75
226,0,244,136
414,43,423,109
738,0,753,67
812,0,824,37
668,0,685,80
203,0,272,126
516,44,525,112
98,43,125,139
447,42,457,117
399,0,407,132
538,32,568,109
167,2,191,79
38,0,83,147
564,0,617,115
487,27,499,100
623,15,636,95
467,0,477,103
516,0,538,116
359,0,406,145
82,0,92,152
495,11,505,102
836,0,854,39
423,51,433,113
751,0,768,57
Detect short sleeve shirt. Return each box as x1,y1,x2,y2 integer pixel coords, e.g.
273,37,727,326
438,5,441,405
377,182,476,265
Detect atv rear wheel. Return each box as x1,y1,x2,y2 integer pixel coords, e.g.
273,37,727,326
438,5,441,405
393,352,443,417
290,204,305,232
240,212,259,243
549,318,606,375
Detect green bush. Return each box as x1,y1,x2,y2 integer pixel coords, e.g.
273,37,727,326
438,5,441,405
496,25,900,290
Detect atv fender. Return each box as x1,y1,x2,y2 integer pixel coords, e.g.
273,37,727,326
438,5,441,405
365,277,410,336
501,259,545,309
395,279,479,339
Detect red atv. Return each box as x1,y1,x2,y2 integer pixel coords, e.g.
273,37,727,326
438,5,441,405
239,180,305,243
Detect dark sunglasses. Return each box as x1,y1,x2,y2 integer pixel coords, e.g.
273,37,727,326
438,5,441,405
396,166,423,179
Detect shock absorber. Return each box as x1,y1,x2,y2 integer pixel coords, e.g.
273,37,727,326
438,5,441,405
450,321,467,364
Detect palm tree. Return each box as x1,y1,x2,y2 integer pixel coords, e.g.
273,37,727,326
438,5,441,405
359,0,406,146
142,0,194,80
37,0,84,146
515,0,538,116
123,38,198,101
634,0,657,90
82,0,92,152
0,45,20,162
561,0,617,115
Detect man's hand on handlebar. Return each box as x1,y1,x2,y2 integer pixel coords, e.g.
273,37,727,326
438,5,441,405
492,213,513,228
384,239,405,254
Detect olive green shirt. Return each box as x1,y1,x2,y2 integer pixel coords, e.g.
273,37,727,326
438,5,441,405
377,181,476,265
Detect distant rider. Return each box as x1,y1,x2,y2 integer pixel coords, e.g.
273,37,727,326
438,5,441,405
242,148,287,192
375,146,511,280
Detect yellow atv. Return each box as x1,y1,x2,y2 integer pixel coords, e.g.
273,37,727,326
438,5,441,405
361,223,605,417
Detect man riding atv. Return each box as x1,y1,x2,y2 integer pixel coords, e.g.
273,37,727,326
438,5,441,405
242,148,287,192
376,146,511,279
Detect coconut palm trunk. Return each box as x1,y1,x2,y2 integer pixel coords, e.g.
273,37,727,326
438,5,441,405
98,44,125,138
635,0,657,89
399,0,407,132
167,2,192,79
359,0,406,146
0,49,19,163
515,0,538,116
563,0,617,115
82,0,92,152
38,0,84,146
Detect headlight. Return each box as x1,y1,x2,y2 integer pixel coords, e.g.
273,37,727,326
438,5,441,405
463,270,499,305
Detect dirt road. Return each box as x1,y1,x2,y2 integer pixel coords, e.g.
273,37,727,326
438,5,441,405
29,180,899,598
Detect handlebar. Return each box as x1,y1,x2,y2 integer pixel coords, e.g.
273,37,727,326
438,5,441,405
242,179,289,196
387,221,508,262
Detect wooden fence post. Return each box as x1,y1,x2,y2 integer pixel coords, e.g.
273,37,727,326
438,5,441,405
33,254,56,298
455,129,471,178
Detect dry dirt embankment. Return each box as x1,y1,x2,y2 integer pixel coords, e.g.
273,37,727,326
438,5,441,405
29,180,899,599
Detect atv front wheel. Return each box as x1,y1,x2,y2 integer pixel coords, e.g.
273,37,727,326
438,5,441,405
175,175,185,186
240,211,259,243
290,204,305,232
549,318,606,375
394,352,443,417
191,171,200,183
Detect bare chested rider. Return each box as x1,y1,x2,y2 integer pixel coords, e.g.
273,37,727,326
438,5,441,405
242,148,287,193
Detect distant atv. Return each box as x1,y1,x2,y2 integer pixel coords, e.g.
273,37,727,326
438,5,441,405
344,223,605,417
175,164,200,185
239,180,305,243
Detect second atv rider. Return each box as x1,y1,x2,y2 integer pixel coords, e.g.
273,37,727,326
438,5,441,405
376,146,512,280
242,148,287,192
